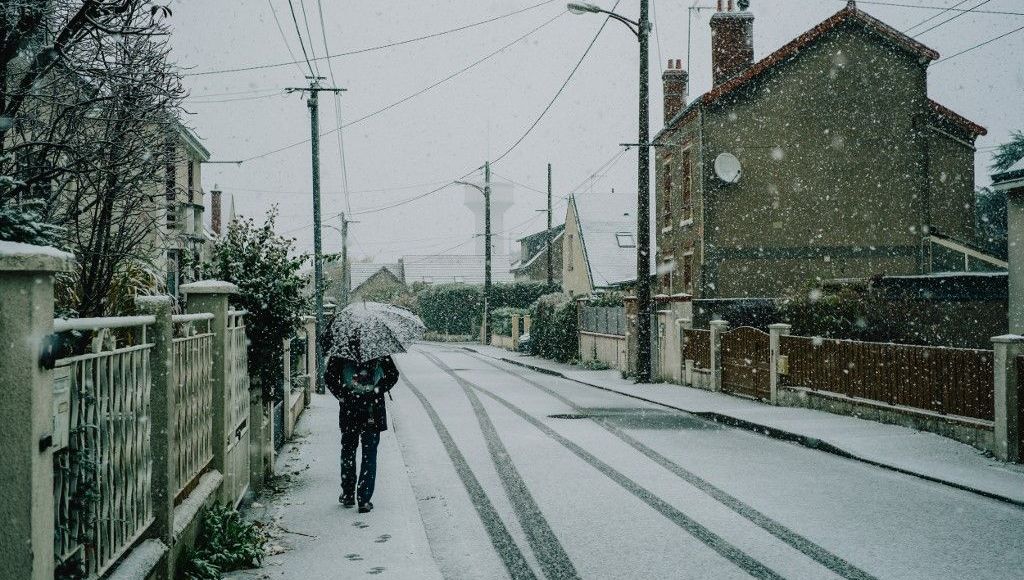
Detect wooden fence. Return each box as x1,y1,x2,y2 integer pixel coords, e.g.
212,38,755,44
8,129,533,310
780,335,994,421
683,328,711,369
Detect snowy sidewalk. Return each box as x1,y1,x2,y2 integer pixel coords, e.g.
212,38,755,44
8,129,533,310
226,394,441,579
463,344,1024,507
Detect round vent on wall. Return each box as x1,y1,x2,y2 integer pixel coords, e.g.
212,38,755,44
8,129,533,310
714,152,742,184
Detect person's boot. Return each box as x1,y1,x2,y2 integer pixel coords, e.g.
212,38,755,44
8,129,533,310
339,494,355,508
357,501,374,513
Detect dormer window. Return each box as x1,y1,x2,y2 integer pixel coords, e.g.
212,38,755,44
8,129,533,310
616,232,636,248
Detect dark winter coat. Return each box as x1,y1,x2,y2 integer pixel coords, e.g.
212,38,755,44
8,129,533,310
325,356,399,433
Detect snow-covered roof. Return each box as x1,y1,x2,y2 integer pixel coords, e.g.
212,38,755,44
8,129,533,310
572,193,638,289
350,263,403,290
402,254,514,285
993,157,1024,184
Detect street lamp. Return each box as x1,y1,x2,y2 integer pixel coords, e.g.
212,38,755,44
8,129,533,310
455,164,493,345
568,1,654,383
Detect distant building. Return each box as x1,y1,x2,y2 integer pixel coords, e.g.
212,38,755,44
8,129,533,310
154,122,211,298
349,262,406,302
403,254,514,286
511,224,564,283
654,2,990,299
562,193,637,296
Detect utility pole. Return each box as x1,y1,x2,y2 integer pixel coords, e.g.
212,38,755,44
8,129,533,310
287,76,346,394
340,212,351,306
546,163,554,287
484,161,493,345
636,0,653,383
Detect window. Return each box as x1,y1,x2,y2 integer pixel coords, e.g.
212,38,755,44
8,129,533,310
682,253,694,294
681,149,693,222
616,232,635,248
662,161,673,222
187,160,195,203
165,140,177,228
660,258,674,293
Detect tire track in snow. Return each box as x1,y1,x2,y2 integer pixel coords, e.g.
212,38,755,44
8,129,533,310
418,350,581,580
402,375,538,580
417,348,785,580
466,352,879,580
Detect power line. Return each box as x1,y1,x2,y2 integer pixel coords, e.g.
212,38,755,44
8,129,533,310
286,0,317,76
298,0,322,76
933,22,1024,63
913,0,993,37
847,0,1023,16
651,0,665,68
314,0,352,214
904,0,972,33
212,178,456,196
186,0,559,77
490,0,620,165
189,91,288,104
241,11,565,162
266,0,309,77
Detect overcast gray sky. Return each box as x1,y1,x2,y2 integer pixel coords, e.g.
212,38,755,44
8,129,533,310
169,0,1024,261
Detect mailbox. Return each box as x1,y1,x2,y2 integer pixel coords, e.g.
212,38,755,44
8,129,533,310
52,367,71,451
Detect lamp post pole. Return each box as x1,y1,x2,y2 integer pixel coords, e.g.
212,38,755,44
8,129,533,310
635,0,653,383
567,1,653,382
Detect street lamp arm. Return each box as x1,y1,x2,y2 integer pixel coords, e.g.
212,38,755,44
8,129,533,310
454,180,486,194
567,3,642,38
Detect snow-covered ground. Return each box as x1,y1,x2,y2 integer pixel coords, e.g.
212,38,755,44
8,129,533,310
241,343,1024,579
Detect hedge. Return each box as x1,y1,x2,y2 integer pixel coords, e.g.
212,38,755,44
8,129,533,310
528,293,578,363
416,281,559,335
416,283,483,335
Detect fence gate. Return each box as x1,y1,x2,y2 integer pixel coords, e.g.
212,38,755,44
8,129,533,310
721,326,770,400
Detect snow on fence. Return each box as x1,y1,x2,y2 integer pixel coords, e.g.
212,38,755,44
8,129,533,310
780,336,994,422
683,328,711,369
52,317,156,578
580,306,627,336
171,313,214,499
223,309,252,506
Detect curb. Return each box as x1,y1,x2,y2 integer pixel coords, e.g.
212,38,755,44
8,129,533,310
460,346,1024,509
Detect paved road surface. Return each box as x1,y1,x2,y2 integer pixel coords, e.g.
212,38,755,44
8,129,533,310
387,343,1024,580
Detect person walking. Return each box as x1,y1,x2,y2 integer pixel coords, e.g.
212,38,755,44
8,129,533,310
325,347,399,513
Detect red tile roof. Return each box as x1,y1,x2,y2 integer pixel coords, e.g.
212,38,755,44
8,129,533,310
927,99,987,137
662,3,984,139
703,4,938,107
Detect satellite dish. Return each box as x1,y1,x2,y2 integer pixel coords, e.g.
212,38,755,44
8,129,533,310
714,152,742,184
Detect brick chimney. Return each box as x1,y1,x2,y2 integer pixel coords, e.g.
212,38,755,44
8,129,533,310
710,0,754,86
662,59,688,124
210,187,222,235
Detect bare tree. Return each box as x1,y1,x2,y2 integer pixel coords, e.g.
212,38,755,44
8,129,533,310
2,1,184,316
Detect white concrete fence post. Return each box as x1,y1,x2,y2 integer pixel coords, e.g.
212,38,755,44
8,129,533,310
283,337,293,439
680,318,694,386
992,334,1024,462
768,323,792,406
0,244,73,580
181,281,240,500
303,316,316,405
511,313,521,350
709,319,729,392
134,296,176,575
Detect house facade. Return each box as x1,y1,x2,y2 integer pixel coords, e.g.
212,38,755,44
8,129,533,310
349,262,406,302
511,224,564,283
152,122,211,298
655,1,987,299
562,193,637,296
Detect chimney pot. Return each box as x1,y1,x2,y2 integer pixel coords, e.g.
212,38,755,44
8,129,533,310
710,3,755,86
662,60,689,125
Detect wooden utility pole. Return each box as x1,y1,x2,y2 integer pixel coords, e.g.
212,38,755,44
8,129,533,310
547,163,554,287
286,76,346,394
484,160,492,345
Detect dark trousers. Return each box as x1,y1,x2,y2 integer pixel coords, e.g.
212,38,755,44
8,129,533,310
340,430,380,504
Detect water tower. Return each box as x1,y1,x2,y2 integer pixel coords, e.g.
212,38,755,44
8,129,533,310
463,181,514,255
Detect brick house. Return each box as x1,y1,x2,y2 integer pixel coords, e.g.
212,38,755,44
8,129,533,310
654,0,988,299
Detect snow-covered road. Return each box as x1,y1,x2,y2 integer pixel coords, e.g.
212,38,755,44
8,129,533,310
390,343,1024,580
